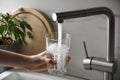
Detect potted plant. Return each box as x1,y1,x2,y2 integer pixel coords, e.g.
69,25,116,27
0,12,33,73
0,12,33,46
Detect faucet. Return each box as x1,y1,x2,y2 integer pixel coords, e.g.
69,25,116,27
52,7,116,80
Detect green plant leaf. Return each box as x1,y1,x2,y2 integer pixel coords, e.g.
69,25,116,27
0,25,5,35
27,31,33,39
19,21,26,32
21,21,32,31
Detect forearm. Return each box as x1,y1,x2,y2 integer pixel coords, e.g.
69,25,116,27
0,49,34,69
0,50,55,71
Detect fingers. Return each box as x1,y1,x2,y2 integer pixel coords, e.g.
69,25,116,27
66,56,71,62
27,62,47,72
42,52,70,64
44,55,70,65
41,51,56,65
38,51,71,67
34,62,47,71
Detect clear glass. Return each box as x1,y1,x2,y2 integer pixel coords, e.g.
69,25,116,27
46,32,70,76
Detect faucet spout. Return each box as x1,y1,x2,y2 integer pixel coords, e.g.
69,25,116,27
52,7,115,80
52,7,115,62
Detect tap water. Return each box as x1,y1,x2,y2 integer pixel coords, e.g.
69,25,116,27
58,23,62,48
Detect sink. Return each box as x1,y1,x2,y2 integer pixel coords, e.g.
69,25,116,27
0,69,85,80
1,72,56,80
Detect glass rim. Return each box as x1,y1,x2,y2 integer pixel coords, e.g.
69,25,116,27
45,32,70,37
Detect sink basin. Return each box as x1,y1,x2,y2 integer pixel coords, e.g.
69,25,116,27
0,69,85,80
1,72,58,80
1,73,50,80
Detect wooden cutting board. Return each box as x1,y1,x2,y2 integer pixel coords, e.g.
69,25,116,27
12,8,54,55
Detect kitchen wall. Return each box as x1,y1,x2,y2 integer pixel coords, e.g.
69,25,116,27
0,0,120,80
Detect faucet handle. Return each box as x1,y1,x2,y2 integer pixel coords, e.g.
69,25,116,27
83,41,92,70
83,41,115,73
83,41,89,58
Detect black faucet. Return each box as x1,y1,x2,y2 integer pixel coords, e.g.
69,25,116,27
52,7,116,80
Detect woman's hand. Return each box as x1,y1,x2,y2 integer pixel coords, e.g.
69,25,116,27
24,51,55,71
25,51,71,72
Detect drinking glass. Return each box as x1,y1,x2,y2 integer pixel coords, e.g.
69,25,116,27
46,32,70,76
